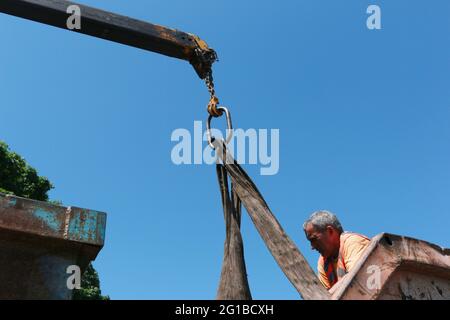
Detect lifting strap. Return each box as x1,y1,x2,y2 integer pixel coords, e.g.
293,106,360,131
216,163,252,300
213,139,331,300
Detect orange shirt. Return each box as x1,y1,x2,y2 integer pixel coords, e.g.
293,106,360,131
317,232,371,289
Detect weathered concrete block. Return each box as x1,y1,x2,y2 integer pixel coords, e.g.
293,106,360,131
0,193,107,299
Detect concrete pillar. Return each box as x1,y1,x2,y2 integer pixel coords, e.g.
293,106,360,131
0,193,106,299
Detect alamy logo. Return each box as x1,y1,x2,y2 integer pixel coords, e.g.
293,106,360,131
66,265,81,290
367,5,382,30
366,265,382,290
170,121,280,175
66,5,81,30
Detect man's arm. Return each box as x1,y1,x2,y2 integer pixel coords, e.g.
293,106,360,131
343,234,371,272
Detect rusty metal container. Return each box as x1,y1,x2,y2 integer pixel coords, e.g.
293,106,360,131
0,193,106,299
330,233,450,300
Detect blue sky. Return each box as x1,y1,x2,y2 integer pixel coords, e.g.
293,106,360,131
0,0,449,299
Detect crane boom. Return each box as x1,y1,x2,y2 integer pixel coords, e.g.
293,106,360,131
0,0,217,79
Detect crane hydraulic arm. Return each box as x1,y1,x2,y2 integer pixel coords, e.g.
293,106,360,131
0,0,217,79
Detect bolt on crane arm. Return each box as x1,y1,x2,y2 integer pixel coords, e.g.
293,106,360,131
0,0,217,79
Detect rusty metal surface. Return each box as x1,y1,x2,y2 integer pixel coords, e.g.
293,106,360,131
0,0,217,78
0,193,106,247
0,193,107,299
330,233,450,300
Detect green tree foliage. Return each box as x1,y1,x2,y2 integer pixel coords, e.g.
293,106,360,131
0,141,52,201
73,263,110,300
0,141,108,300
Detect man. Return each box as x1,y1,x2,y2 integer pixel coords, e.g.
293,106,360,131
303,210,371,290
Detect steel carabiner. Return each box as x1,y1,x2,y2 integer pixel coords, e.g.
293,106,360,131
206,106,233,149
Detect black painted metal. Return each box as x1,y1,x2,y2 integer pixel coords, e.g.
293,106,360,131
0,0,216,78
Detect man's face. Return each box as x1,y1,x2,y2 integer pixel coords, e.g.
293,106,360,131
304,223,337,259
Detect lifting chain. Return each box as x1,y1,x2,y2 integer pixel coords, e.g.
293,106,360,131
205,69,223,118
204,68,233,149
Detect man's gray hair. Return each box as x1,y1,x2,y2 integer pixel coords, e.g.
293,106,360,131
303,210,344,233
